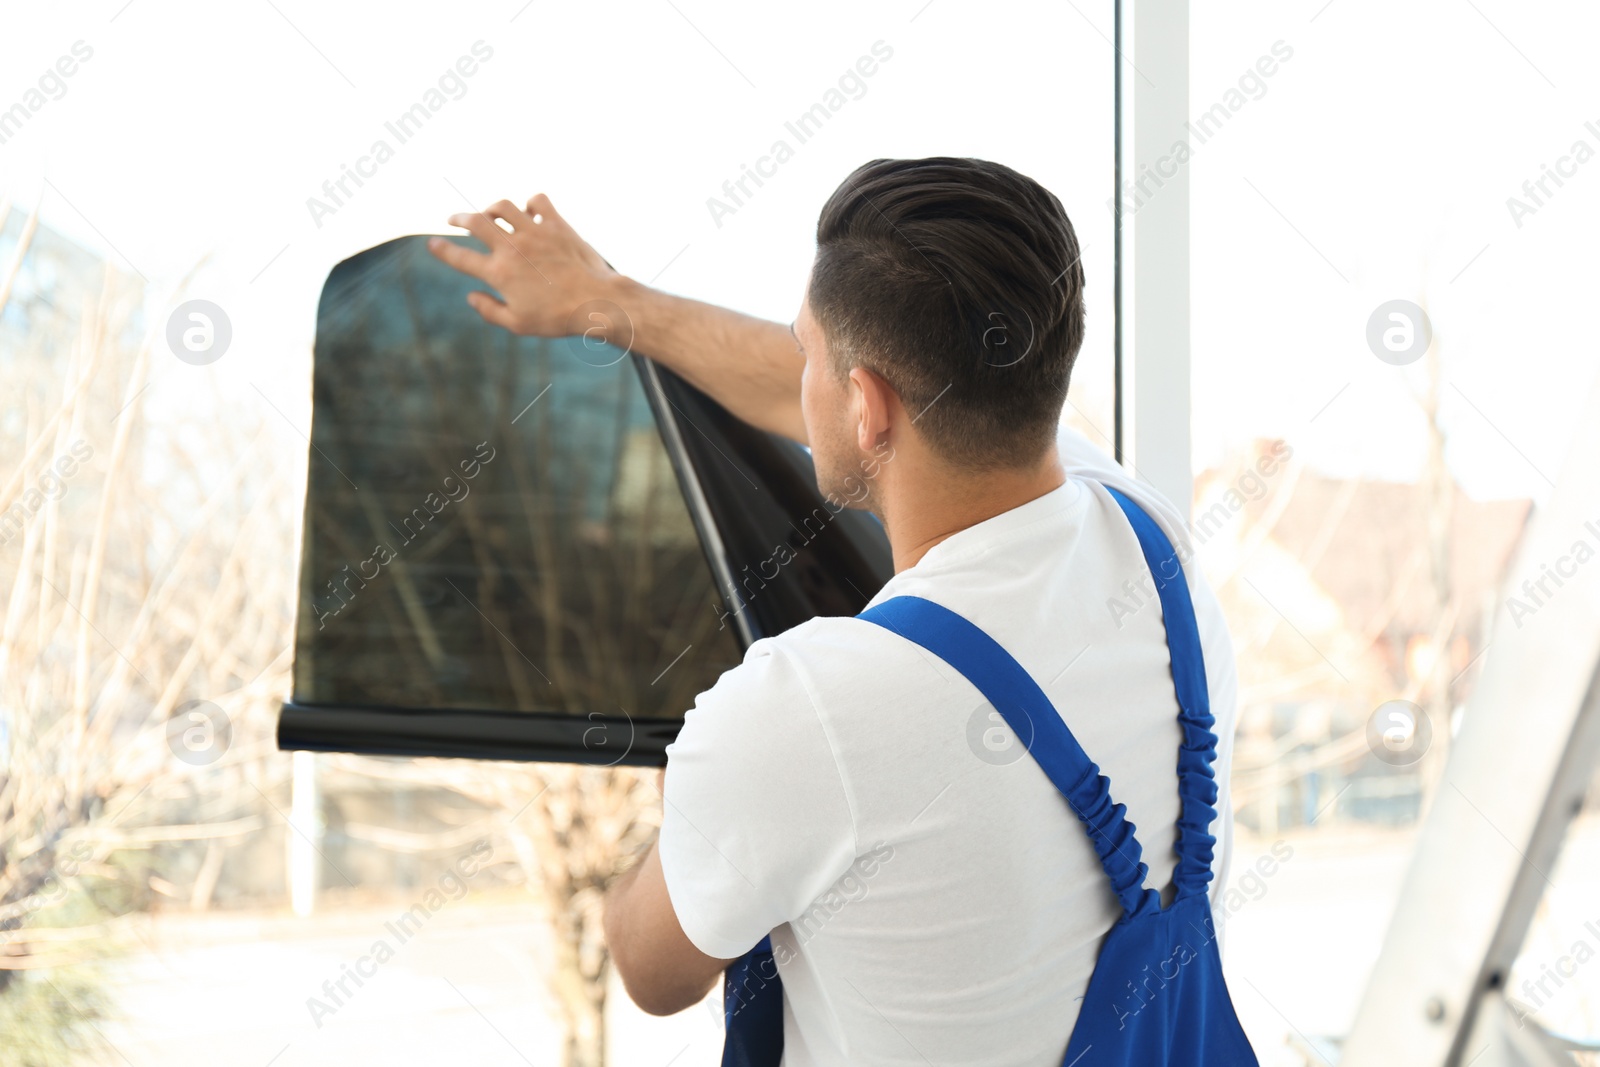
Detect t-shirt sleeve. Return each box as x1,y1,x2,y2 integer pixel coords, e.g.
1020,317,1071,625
657,634,859,960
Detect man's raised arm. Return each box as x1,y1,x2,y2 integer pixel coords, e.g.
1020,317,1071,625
428,195,807,444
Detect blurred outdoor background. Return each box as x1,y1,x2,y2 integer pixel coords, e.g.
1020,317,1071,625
3,0,1600,1064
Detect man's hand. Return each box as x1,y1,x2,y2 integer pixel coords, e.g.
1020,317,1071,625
428,194,810,444
428,194,617,337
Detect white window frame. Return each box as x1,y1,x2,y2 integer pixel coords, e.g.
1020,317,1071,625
1115,0,1192,520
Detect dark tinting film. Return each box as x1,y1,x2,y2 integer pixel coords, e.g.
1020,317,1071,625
292,235,744,723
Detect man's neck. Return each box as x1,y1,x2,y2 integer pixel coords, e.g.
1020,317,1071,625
879,453,1067,573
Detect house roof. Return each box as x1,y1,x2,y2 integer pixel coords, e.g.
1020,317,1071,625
1202,442,1532,643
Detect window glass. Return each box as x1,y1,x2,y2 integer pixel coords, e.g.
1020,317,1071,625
1191,3,1600,1053
3,2,1120,1061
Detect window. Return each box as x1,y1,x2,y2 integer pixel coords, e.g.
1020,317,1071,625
3,4,1122,1060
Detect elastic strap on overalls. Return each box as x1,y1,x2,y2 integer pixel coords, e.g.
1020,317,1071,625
1100,485,1219,901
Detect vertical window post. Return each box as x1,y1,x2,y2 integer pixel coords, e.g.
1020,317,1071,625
1115,0,1192,519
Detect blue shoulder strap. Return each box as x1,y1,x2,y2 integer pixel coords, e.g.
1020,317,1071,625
857,595,1158,917
859,484,1219,907
1100,485,1220,899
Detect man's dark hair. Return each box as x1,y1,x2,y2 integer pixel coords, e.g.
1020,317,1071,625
809,157,1086,470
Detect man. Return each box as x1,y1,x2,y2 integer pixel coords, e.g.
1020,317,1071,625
429,157,1240,1064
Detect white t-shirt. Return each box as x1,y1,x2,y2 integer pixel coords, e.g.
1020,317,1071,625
659,426,1239,1066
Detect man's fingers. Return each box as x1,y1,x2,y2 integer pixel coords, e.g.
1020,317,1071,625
484,198,534,232
466,290,517,331
427,235,492,280
445,211,506,248
525,192,564,228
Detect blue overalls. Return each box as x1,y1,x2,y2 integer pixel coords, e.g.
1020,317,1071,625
720,486,1259,1066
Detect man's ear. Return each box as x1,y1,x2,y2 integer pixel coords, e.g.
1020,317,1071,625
848,366,896,453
